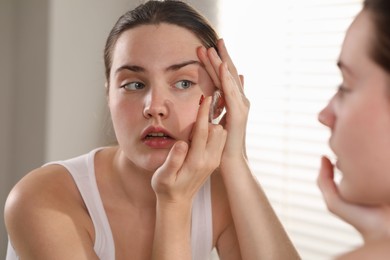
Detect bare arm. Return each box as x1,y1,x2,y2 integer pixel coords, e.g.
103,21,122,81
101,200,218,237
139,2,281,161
4,166,99,260
220,157,299,259
153,199,193,260
198,39,300,259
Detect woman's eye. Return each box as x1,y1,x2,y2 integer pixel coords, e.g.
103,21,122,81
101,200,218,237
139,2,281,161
337,85,350,95
122,82,145,90
174,80,193,90
336,84,352,99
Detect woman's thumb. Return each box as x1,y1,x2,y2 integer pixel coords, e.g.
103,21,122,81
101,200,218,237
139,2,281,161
153,141,189,187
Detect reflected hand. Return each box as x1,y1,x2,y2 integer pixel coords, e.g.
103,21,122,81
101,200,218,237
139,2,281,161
318,156,390,242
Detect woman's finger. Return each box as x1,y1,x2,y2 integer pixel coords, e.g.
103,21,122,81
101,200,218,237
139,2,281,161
206,124,227,161
207,47,223,81
187,96,212,158
317,156,340,211
239,74,244,88
217,38,242,88
197,46,221,89
220,62,249,114
152,141,188,193
317,156,364,222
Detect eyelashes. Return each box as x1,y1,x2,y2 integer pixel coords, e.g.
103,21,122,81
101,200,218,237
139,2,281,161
120,80,196,91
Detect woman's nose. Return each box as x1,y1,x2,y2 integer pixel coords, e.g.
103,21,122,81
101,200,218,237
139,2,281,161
143,88,169,119
318,96,336,129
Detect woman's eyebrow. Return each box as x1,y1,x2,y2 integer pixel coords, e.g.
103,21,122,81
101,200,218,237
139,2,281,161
166,60,204,71
114,60,204,75
337,60,355,77
115,64,144,75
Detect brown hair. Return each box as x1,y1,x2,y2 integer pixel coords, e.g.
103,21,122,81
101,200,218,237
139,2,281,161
103,0,219,86
364,0,390,73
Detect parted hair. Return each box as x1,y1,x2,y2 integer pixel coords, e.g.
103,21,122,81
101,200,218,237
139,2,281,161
103,0,219,84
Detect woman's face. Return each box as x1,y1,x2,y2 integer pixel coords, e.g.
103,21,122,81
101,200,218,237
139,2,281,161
319,10,390,205
108,23,215,172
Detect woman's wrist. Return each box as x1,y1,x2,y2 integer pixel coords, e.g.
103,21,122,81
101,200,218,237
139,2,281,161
153,198,193,260
155,196,193,216
221,152,248,169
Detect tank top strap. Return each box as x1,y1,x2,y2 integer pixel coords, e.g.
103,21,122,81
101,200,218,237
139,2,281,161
191,177,213,260
47,148,115,259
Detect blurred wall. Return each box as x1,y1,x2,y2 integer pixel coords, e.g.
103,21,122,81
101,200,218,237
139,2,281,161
0,0,218,257
0,0,49,257
0,0,16,257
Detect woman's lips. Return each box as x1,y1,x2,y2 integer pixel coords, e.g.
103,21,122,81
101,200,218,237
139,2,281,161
143,134,176,149
141,126,177,149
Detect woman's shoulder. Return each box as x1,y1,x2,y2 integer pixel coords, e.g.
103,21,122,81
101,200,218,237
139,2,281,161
4,163,89,233
6,147,110,214
4,161,100,258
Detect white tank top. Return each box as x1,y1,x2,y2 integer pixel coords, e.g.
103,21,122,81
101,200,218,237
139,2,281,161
6,148,213,260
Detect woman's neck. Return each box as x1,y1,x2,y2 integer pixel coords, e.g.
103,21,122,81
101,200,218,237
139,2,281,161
96,146,157,209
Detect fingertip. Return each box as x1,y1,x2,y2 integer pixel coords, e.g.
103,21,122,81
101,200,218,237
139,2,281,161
218,38,224,46
218,38,227,51
199,95,212,107
320,155,327,165
320,156,333,171
205,95,213,105
319,156,329,174
195,96,212,125
239,74,244,87
197,45,207,57
199,94,205,105
318,155,335,187
175,141,188,153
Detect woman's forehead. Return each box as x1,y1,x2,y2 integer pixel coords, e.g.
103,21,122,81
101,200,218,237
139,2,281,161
339,11,374,71
111,23,203,69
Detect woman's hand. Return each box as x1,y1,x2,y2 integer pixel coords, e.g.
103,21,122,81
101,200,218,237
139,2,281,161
151,96,227,260
151,96,227,205
318,156,390,242
197,39,250,165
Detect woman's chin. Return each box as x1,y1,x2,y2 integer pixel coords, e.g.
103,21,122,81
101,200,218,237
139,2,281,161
339,180,380,205
140,155,169,173
339,180,361,203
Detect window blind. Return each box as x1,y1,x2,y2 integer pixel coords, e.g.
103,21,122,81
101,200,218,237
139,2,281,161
218,1,363,259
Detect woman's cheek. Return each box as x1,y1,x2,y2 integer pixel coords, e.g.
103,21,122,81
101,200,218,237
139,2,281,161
177,102,201,140
112,100,141,128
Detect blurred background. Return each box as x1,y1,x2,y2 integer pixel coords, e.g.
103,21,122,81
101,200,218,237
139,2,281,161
0,0,363,259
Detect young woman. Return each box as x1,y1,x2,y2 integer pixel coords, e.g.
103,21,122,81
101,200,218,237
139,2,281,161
5,1,298,259
318,0,390,258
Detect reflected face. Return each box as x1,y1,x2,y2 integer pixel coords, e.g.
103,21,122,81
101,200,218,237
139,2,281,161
318,11,390,205
108,23,215,172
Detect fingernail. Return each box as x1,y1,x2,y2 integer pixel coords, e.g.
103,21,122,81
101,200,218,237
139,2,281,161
199,95,205,105
175,141,188,153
